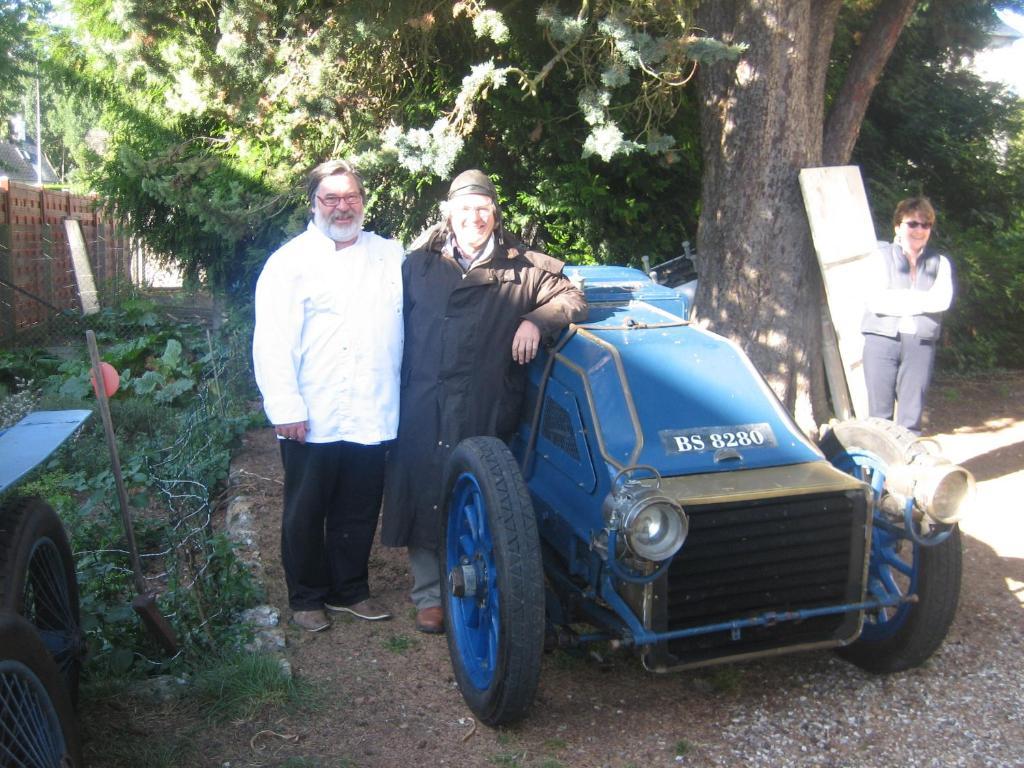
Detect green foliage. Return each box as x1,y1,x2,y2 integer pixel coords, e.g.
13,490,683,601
29,0,717,295
0,346,63,396
847,2,1024,371
0,0,50,113
190,651,318,723
6,0,1022,373
0,306,264,677
939,219,1024,371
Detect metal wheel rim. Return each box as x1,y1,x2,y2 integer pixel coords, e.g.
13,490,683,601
446,472,500,691
834,449,919,640
25,537,83,684
0,659,71,768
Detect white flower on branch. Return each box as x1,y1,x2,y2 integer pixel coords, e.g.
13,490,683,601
381,119,464,178
601,60,630,89
582,123,640,162
578,87,611,127
537,5,586,44
645,131,676,155
473,10,510,44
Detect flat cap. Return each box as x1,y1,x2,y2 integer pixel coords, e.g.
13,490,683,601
448,169,497,201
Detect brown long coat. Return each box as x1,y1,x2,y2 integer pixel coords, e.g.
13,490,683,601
380,236,587,551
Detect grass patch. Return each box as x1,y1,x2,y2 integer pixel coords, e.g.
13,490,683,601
543,737,567,751
383,633,417,653
191,651,319,722
674,738,692,755
490,752,525,767
707,665,744,694
79,675,197,768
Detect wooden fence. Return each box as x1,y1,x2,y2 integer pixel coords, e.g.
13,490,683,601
0,179,133,343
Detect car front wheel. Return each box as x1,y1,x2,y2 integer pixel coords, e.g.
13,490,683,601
820,418,963,673
441,436,545,726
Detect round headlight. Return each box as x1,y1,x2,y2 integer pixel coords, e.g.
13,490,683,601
623,497,688,562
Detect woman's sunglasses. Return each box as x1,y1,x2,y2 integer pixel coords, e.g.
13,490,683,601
904,220,933,230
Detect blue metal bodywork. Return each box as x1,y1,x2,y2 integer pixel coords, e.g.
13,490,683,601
510,267,875,670
0,411,92,495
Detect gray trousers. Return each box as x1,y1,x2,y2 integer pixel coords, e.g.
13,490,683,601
409,546,441,609
862,332,937,435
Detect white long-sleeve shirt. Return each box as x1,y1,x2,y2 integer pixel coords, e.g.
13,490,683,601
252,223,404,444
864,243,953,335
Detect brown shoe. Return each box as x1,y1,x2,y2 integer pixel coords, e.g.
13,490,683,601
290,609,330,633
415,606,444,634
324,597,392,621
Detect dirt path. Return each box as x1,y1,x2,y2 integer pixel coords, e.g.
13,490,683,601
86,372,1024,767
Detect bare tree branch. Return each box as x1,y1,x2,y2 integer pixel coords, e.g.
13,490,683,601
823,0,919,166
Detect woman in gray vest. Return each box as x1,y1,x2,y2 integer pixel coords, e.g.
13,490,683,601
861,196,954,434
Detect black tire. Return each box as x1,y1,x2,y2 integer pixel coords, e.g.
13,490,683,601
820,418,963,672
0,612,83,767
441,437,545,726
0,497,84,704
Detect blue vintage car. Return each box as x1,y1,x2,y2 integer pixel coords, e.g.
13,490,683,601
439,266,974,726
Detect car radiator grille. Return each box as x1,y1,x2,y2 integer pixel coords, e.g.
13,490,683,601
660,490,868,665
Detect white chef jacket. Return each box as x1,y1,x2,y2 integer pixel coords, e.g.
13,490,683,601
252,223,404,444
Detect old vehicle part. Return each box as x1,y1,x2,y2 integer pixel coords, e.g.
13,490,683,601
0,612,82,767
821,418,965,672
0,497,84,706
440,268,970,725
86,330,178,656
602,465,688,567
442,437,545,726
875,451,974,526
0,411,91,496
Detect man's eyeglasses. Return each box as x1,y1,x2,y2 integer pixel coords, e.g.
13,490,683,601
452,204,494,219
903,220,932,230
317,193,363,208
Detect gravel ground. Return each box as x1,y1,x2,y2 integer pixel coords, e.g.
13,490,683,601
80,372,1024,767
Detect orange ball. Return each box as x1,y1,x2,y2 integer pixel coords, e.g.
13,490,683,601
90,361,120,398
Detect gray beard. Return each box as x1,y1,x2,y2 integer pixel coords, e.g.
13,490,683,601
314,211,363,244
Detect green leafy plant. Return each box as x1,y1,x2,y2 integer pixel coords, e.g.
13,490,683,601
1,308,264,678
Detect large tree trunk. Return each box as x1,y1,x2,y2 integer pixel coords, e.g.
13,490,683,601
695,0,843,433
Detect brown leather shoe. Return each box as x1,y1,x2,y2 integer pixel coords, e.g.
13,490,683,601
290,609,330,633
415,606,444,634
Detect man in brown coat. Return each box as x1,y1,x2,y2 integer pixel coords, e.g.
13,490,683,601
381,169,587,633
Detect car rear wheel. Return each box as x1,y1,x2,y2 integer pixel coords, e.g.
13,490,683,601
0,497,85,705
442,437,545,726
820,418,962,672
0,612,82,767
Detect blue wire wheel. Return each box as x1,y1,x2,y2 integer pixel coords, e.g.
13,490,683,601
442,437,545,726
830,446,920,640
0,498,84,705
0,613,81,767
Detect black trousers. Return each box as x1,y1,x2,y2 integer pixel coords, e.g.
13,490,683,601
279,438,386,611
862,332,937,435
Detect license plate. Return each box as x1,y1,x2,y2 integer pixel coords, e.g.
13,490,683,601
659,423,777,454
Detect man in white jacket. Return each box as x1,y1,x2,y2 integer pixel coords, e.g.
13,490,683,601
253,159,403,632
